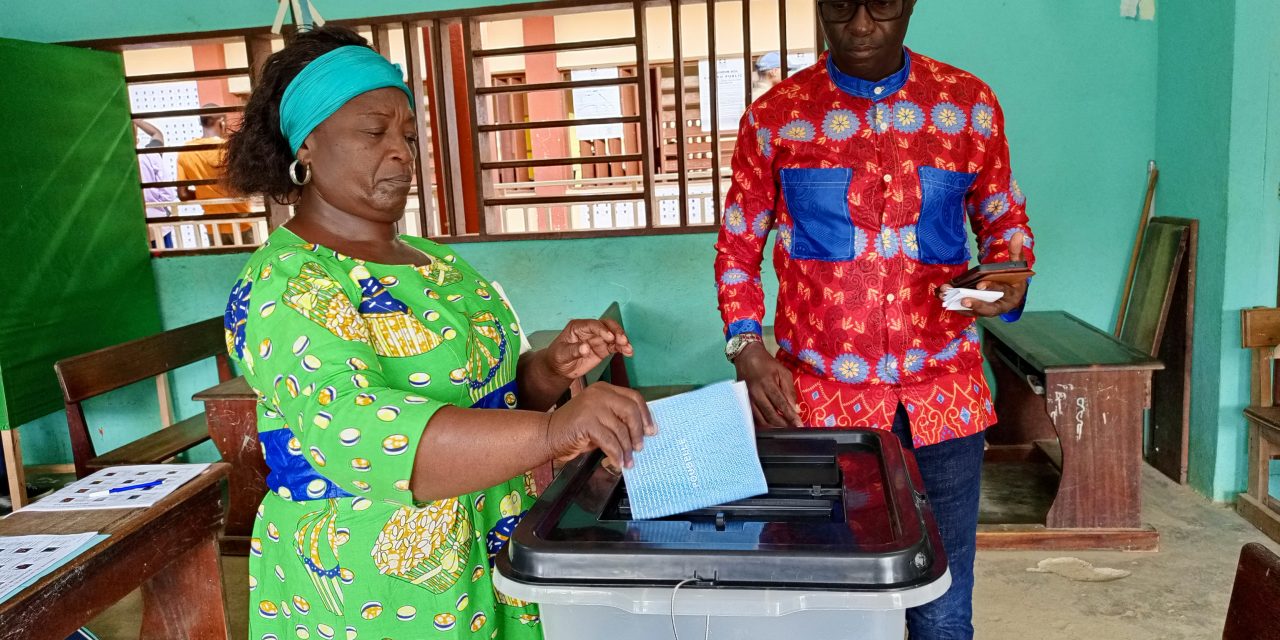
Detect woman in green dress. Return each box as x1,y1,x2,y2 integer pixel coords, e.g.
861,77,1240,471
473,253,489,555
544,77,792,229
222,26,653,640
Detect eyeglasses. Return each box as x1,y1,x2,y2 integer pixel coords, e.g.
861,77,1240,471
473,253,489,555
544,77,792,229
817,0,908,23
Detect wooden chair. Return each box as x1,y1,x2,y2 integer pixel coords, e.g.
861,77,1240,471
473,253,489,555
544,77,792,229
1222,542,1280,639
54,316,232,479
1238,307,1280,544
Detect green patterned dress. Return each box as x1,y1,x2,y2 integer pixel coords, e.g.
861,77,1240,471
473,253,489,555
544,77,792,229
224,227,543,640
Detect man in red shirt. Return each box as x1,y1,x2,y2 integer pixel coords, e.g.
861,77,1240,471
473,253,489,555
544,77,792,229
715,1,1033,637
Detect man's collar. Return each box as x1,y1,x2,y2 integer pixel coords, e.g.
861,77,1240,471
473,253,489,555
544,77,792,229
825,48,911,101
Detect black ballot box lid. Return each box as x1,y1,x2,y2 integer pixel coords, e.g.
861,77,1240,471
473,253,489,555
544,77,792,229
497,428,947,591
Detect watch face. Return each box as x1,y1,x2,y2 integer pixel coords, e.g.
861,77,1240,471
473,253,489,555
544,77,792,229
726,335,751,361
725,336,743,359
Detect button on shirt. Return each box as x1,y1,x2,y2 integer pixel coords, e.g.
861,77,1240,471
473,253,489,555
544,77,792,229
714,49,1036,446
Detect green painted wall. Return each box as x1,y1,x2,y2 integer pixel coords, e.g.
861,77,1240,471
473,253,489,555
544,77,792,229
1154,3,1236,498
140,1,1161,377
1215,0,1280,500
9,4,1172,484
1154,1,1280,501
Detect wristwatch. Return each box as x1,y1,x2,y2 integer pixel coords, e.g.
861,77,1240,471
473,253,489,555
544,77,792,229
725,333,764,362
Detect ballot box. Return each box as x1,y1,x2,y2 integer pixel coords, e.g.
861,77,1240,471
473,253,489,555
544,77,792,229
495,429,951,639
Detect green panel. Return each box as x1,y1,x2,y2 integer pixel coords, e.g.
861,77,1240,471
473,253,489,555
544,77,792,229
0,38,162,429
1118,222,1186,356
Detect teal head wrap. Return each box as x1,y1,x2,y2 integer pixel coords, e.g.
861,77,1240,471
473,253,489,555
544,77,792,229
279,45,415,156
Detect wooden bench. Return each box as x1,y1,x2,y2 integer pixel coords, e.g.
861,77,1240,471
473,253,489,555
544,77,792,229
1238,307,1280,544
978,312,1163,550
53,317,232,481
1222,542,1280,640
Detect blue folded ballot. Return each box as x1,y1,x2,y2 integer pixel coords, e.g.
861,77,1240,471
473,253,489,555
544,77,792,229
622,381,768,520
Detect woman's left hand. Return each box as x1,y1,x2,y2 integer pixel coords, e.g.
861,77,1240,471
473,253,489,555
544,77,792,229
545,318,635,380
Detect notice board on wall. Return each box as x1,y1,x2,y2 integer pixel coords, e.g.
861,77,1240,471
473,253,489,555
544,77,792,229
0,37,162,429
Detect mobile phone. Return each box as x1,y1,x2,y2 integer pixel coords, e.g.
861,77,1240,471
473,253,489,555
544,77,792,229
950,261,1033,289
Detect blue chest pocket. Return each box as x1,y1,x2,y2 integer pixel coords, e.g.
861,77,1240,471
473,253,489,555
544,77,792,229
917,166,978,265
781,167,855,261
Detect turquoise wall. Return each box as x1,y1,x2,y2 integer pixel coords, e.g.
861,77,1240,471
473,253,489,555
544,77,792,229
33,3,1266,497
1154,3,1236,497
137,1,1161,380
1154,1,1280,501
1216,0,1280,500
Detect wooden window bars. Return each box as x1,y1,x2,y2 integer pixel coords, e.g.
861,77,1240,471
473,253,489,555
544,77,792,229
99,0,825,250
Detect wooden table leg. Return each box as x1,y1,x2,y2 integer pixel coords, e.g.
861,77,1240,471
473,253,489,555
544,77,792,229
204,397,268,554
1043,370,1146,530
140,532,229,639
2,429,28,509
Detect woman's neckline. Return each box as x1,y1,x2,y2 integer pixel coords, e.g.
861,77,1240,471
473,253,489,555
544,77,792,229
276,224,434,268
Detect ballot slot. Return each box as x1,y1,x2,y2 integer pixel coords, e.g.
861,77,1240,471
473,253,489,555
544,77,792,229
608,437,845,523
501,428,946,591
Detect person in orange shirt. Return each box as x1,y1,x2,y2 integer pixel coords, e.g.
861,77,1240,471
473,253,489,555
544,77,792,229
177,104,253,243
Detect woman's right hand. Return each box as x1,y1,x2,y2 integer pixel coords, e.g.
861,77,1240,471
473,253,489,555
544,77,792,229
546,382,656,469
734,342,802,429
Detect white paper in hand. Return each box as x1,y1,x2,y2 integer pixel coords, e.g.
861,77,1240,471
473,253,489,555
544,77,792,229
942,287,1004,311
622,381,767,520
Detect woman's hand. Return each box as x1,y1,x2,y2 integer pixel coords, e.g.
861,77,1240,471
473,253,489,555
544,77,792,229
733,342,803,429
545,382,656,469
545,318,635,381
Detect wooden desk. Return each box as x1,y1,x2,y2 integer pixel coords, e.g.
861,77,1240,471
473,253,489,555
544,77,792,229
0,463,230,640
193,377,268,555
980,311,1162,550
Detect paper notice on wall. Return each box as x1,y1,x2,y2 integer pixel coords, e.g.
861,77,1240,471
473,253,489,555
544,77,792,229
1120,0,1156,20
699,58,747,132
570,67,624,140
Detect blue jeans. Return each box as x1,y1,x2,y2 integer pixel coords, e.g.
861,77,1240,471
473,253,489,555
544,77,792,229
891,404,985,640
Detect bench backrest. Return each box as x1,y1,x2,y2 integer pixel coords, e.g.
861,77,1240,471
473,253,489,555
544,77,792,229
55,317,231,404
53,316,233,475
1241,307,1280,408
1223,542,1280,640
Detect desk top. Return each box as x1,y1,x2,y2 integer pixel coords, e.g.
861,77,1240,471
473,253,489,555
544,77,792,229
0,463,228,596
193,376,254,401
980,311,1163,373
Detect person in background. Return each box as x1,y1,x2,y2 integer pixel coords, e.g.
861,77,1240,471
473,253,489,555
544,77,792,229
716,1,1034,637
752,51,785,102
133,119,177,248
752,52,814,102
177,104,253,244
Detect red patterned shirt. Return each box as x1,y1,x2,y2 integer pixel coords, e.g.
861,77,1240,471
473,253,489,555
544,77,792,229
714,49,1035,446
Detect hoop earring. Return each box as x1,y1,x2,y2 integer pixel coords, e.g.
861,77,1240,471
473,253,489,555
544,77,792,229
289,159,312,186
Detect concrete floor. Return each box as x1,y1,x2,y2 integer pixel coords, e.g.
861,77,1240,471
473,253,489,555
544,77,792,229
974,465,1280,639
85,464,1280,640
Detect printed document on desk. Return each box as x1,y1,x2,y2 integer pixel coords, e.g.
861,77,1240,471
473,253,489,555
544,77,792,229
0,532,104,604
623,381,767,520
23,464,211,511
